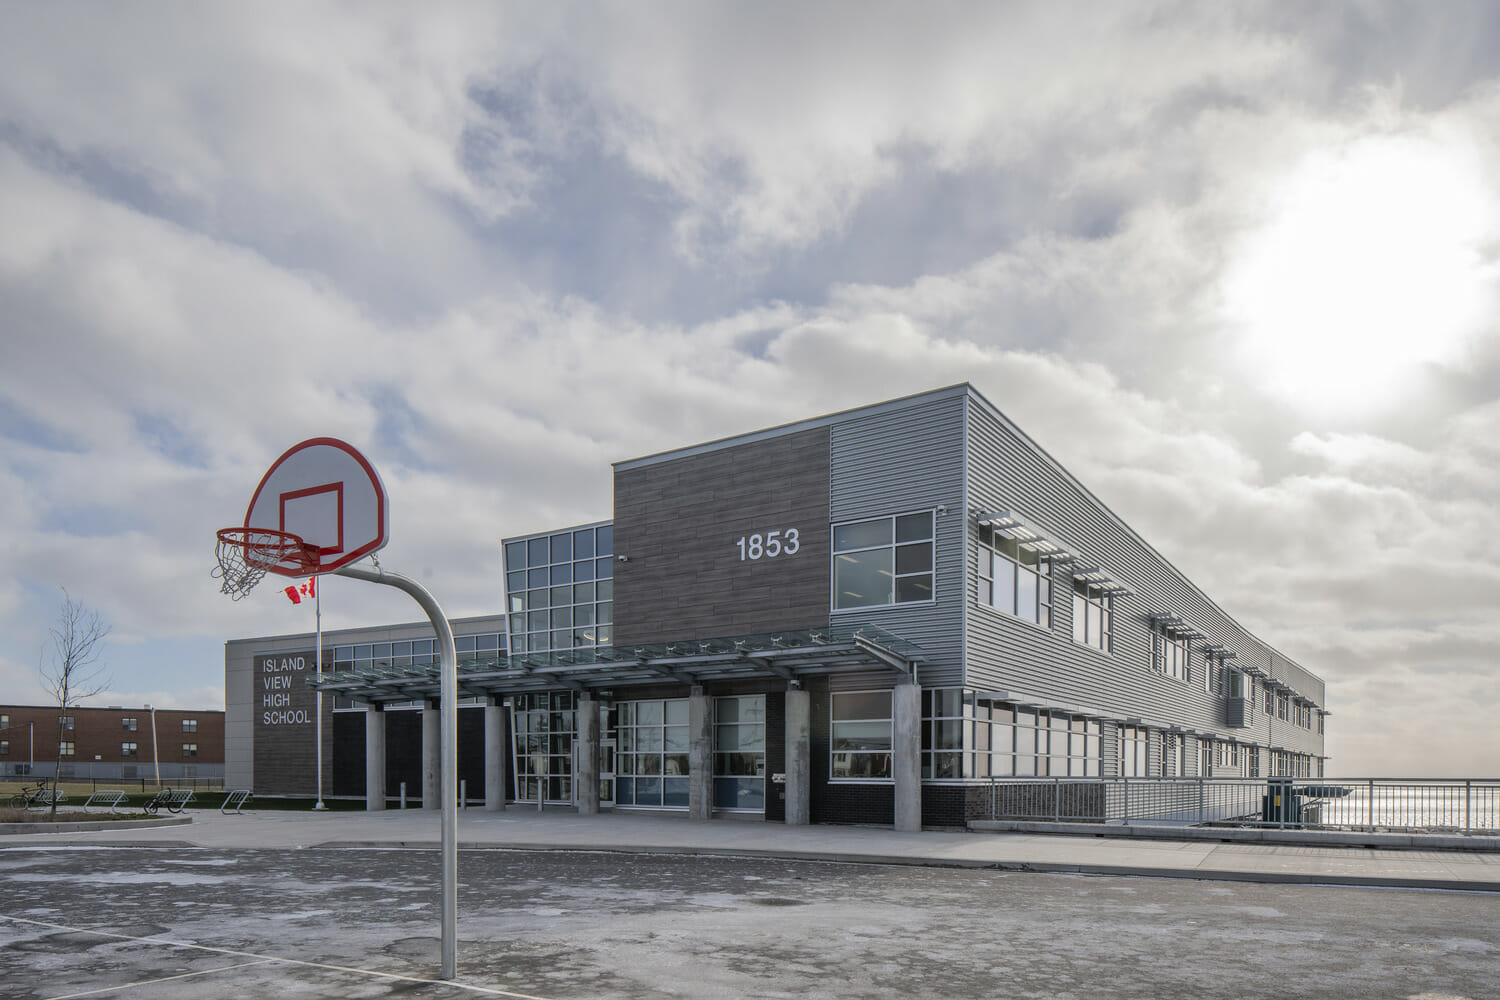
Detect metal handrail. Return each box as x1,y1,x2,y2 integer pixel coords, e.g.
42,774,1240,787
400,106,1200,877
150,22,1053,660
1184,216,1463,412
976,776,1500,834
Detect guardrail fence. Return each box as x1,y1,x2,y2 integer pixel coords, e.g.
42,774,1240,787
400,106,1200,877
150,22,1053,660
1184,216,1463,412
980,777,1500,835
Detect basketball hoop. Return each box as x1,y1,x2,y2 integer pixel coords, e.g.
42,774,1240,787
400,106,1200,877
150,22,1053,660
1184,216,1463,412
213,527,319,600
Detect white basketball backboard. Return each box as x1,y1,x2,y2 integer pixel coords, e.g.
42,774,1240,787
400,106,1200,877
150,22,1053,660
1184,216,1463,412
243,437,389,576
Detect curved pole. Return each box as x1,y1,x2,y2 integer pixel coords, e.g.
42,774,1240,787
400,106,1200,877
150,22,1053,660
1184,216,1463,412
336,562,459,981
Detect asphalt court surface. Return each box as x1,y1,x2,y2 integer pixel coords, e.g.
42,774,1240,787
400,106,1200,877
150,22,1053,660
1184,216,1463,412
3,845,1499,999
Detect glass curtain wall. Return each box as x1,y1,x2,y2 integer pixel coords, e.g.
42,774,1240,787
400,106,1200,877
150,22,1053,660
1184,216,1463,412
616,698,690,808
512,691,577,803
713,695,766,810
503,524,614,654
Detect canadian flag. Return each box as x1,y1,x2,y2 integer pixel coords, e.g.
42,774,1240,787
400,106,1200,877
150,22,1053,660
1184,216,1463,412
284,578,316,605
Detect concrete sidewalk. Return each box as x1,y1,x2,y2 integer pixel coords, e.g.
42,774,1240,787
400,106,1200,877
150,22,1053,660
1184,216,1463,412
5,807,1499,892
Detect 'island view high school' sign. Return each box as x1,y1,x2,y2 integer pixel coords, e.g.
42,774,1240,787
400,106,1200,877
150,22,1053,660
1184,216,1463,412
252,650,331,795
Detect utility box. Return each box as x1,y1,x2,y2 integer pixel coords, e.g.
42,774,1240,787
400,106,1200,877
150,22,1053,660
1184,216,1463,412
1261,778,1303,826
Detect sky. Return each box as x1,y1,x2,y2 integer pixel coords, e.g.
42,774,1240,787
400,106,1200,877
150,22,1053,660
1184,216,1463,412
2,2,1498,777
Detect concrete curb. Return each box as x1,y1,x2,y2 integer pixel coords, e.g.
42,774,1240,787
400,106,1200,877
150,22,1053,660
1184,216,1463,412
968,819,1500,853
310,839,1500,893
0,816,192,836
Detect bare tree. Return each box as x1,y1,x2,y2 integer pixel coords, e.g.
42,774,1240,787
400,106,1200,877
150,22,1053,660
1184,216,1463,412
40,589,111,816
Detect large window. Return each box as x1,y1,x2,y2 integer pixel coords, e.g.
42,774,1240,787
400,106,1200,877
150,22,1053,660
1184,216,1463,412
182,718,197,733
924,693,1100,778
58,741,75,757
183,743,198,758
922,689,966,778
714,696,765,811
504,524,614,653
122,717,137,731
832,512,933,610
1151,628,1190,682
121,742,138,757
0,740,8,756
831,691,892,779
1119,725,1148,776
616,698,689,808
1071,581,1112,653
977,526,1050,627
513,691,577,804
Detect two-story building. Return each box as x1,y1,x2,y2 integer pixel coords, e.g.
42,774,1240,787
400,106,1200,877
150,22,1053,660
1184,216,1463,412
225,384,1326,827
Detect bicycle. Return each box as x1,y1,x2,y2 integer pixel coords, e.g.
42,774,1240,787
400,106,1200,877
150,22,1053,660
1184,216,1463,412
8,781,52,809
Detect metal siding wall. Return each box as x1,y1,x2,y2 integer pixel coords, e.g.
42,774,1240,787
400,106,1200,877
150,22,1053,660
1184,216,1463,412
828,390,968,689
962,395,1325,759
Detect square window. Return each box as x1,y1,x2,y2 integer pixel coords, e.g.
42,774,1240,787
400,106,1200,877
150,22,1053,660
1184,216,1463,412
573,529,595,559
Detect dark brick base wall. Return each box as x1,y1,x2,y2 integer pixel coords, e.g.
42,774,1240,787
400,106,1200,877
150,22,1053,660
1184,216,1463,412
332,712,365,796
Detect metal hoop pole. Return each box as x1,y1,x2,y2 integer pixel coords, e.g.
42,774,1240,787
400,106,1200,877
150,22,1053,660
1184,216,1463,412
336,562,459,981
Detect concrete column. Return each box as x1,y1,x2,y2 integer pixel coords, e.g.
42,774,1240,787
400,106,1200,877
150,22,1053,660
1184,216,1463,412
688,685,713,820
576,691,599,815
784,686,811,825
483,699,507,812
364,703,385,811
892,682,922,832
422,701,440,810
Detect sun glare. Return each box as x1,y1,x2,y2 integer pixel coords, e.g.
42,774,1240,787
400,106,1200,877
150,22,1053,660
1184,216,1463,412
1222,133,1497,415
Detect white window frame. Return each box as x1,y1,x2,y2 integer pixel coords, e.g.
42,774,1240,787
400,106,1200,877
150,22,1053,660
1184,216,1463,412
830,690,893,782
1071,580,1113,654
831,512,935,612
977,527,1051,629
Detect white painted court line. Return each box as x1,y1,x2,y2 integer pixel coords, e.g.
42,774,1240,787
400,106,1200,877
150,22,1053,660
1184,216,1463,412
2,915,554,1000
42,960,276,1000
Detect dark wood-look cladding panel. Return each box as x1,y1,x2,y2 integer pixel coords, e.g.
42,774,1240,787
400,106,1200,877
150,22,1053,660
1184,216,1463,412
613,427,832,645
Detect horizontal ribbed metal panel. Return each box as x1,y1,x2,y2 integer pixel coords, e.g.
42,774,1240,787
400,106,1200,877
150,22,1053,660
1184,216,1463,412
961,390,1324,758
828,388,968,689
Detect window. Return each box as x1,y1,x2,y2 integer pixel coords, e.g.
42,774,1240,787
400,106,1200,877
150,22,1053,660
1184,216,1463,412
512,691,578,804
182,743,198,758
121,742,138,757
832,512,933,610
122,717,137,731
1227,669,1249,700
1160,734,1184,776
831,691,892,779
58,741,75,757
503,524,613,652
966,695,1104,780
1119,725,1147,776
615,698,688,808
1,714,8,729
182,718,198,733
0,740,8,756
713,696,765,811
1151,628,1190,682
60,716,75,731
1264,688,1275,714
1071,580,1112,653
922,689,966,778
977,526,1050,627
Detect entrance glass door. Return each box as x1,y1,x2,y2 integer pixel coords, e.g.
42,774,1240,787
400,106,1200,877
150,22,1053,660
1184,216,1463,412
599,739,616,807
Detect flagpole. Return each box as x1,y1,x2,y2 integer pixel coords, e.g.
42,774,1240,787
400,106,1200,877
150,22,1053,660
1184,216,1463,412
314,579,327,811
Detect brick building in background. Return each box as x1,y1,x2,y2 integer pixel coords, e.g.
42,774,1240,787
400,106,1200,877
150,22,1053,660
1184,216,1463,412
0,704,223,783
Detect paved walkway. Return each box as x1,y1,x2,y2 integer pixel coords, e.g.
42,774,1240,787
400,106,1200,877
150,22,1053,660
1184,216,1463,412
4,808,1499,892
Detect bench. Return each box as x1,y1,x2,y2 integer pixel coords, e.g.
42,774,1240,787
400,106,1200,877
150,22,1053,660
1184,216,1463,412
145,789,194,815
83,790,128,813
221,789,252,814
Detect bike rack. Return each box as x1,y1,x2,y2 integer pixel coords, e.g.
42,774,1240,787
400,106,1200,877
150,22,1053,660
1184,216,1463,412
221,789,252,815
